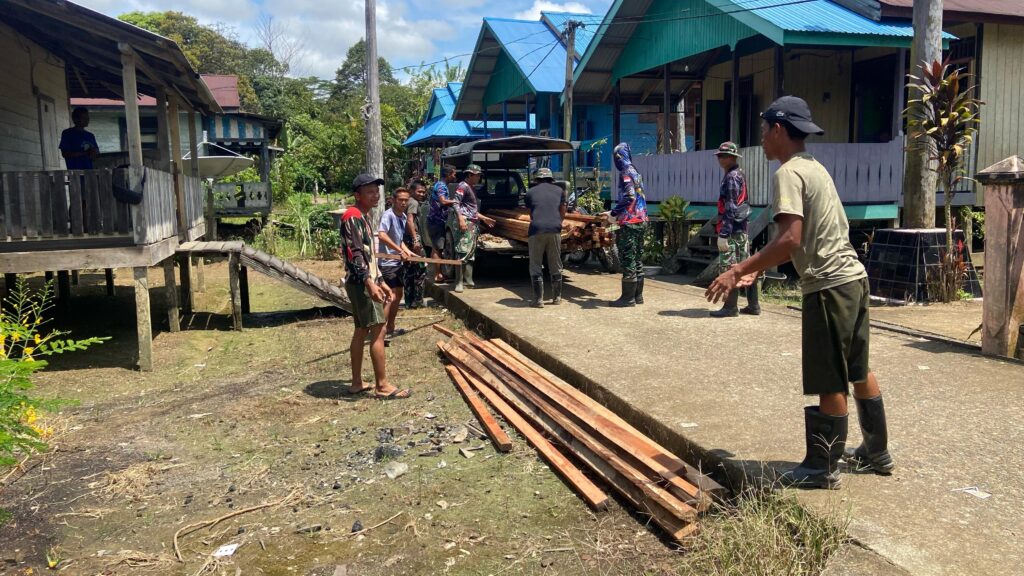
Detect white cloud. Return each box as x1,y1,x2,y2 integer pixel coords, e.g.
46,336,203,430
513,1,592,20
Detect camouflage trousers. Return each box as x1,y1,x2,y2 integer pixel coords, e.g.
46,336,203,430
717,232,750,272
616,223,647,282
404,261,426,306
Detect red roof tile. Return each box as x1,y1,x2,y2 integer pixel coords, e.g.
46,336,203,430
72,74,240,110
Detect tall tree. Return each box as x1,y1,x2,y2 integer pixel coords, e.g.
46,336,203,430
331,39,397,104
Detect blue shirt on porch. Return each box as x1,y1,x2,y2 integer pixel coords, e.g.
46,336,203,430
59,127,99,170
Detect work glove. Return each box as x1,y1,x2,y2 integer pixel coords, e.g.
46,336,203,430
717,236,730,253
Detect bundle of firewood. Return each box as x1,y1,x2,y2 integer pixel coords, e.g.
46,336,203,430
434,325,724,541
482,208,615,252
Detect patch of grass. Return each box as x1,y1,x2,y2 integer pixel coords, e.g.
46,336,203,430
0,507,11,529
683,488,848,575
761,282,803,307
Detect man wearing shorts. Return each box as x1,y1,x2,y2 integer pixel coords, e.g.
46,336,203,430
340,174,410,400
428,165,458,283
706,96,893,489
378,187,414,340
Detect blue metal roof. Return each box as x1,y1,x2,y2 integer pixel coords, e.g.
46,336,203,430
403,83,530,147
722,0,955,44
484,17,568,94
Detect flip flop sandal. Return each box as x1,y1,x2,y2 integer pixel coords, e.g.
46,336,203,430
375,388,412,400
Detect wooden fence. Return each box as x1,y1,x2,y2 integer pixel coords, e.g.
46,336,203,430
183,175,205,239
137,167,178,245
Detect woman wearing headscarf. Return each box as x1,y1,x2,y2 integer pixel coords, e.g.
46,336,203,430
605,142,649,307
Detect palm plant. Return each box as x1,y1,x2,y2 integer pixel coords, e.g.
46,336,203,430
904,60,984,301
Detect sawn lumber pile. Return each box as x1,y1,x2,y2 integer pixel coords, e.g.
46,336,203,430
434,325,724,541
482,208,615,252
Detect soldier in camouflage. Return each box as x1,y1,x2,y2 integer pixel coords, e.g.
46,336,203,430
711,141,760,317
605,142,649,307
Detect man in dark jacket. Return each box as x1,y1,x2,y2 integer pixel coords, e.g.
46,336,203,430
711,141,760,317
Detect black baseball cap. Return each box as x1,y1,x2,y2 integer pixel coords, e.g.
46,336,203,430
761,96,825,136
352,173,384,191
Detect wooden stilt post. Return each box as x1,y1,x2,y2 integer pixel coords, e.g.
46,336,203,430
240,265,251,315
196,256,206,292
178,254,193,315
5,273,18,295
57,271,71,311
228,252,242,330
105,269,115,296
44,271,54,283
163,258,180,333
71,270,80,286
133,266,153,371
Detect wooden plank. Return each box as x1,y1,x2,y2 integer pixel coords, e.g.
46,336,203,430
51,171,69,237
0,172,7,240
228,252,242,330
23,172,38,239
469,336,709,509
239,265,250,314
449,338,699,523
105,268,116,296
440,346,610,511
36,172,52,237
97,169,115,234
374,253,463,266
86,170,103,235
6,173,22,239
177,253,192,314
489,338,725,497
443,364,514,452
68,171,84,236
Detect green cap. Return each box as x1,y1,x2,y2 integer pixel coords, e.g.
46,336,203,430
534,167,554,180
464,164,483,175
715,141,742,158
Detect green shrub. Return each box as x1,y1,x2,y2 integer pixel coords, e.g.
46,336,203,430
1,279,103,466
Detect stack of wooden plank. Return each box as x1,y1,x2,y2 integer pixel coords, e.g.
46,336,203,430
482,208,615,252
434,325,725,541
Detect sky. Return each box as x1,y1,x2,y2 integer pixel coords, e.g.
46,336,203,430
75,0,612,80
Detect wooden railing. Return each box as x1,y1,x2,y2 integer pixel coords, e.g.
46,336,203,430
633,140,908,206
0,168,183,247
182,174,205,239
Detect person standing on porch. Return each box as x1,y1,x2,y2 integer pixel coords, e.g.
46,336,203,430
428,166,459,284
341,173,411,400
605,142,649,307
449,165,495,293
524,167,566,308
706,96,893,489
710,141,760,317
60,107,99,170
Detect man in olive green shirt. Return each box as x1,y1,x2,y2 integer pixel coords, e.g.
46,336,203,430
706,96,894,490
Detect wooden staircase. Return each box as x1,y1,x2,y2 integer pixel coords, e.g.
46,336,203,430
177,241,351,329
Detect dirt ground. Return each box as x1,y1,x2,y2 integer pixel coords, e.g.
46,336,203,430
0,259,708,576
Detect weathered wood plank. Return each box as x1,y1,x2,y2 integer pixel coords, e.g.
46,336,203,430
36,172,52,237
23,173,38,239
228,252,242,330
443,364,514,452
0,172,7,240
68,171,84,236
163,258,179,333
97,169,115,234
51,171,69,237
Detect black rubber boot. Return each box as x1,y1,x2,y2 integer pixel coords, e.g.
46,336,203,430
550,275,562,305
609,280,636,307
464,262,475,288
780,406,848,490
843,395,895,475
634,277,645,304
710,290,739,317
741,281,761,315
530,276,545,308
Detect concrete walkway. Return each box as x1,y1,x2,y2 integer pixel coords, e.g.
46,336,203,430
432,271,1024,576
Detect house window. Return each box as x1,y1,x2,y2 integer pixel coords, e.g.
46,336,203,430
118,116,158,150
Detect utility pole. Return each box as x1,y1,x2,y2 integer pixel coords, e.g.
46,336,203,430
364,0,385,229
902,0,943,229
562,20,583,144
